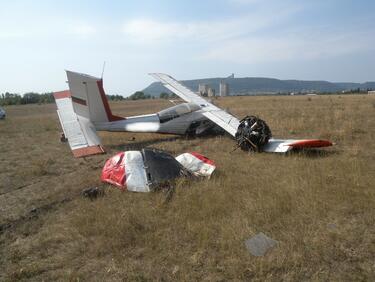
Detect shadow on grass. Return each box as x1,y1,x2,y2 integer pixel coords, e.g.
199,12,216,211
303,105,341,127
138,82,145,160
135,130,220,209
105,136,183,152
105,131,229,152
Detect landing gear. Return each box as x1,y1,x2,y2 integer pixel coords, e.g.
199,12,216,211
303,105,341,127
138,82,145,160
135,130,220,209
60,132,68,143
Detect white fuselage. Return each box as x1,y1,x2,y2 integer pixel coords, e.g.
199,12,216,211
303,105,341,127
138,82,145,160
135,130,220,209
93,103,220,136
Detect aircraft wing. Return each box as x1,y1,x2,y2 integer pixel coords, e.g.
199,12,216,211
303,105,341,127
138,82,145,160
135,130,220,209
150,73,333,153
149,73,240,136
262,139,333,153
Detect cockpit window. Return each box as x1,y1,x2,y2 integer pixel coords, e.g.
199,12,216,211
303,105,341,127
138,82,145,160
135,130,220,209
158,103,200,123
158,110,180,123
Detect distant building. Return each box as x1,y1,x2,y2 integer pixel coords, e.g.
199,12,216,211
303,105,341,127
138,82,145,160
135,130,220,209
368,90,375,95
220,81,229,97
207,87,215,97
198,84,209,96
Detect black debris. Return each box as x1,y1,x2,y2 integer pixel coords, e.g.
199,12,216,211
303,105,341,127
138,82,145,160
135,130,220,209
235,115,272,151
60,132,68,142
81,187,105,200
142,148,191,189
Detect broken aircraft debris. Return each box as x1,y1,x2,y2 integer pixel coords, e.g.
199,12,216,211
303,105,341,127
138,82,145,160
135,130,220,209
175,152,216,178
101,149,215,192
81,187,105,200
245,232,278,257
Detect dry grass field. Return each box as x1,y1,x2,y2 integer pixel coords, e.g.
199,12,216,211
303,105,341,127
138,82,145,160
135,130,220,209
1,95,374,281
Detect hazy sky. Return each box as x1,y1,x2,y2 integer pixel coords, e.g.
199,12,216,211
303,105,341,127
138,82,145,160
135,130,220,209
1,0,374,96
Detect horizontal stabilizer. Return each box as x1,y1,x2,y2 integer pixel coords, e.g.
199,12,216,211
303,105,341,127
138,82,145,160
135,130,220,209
54,90,105,158
287,139,333,148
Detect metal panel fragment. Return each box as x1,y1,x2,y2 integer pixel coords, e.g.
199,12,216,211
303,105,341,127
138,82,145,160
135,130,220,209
245,233,278,256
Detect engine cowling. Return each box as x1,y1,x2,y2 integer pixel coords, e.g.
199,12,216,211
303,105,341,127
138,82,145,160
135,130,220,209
235,116,272,151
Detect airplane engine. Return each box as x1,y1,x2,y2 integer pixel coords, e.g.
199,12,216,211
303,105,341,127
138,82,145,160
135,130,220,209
235,116,272,151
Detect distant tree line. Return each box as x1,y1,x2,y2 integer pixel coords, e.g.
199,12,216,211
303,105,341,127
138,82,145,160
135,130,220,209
126,91,152,100
0,92,128,106
159,92,178,99
0,91,181,106
106,94,125,101
0,92,54,106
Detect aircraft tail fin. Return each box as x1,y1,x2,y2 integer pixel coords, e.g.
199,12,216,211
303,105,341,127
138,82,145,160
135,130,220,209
53,90,105,158
66,70,124,123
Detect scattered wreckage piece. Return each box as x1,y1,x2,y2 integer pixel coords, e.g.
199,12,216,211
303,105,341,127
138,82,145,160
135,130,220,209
81,187,105,200
101,149,215,192
175,152,216,178
245,232,278,257
60,132,68,143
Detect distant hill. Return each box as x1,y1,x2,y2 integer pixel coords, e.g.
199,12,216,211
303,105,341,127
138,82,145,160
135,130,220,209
143,77,375,96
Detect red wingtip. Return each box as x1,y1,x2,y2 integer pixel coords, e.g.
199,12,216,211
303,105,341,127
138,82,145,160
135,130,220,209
288,139,333,148
72,145,106,158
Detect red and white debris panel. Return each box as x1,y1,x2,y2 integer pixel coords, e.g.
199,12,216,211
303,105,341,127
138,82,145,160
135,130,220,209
175,152,216,178
101,149,216,192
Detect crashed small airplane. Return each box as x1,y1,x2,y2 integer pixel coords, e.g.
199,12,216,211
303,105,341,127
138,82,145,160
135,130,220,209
53,71,332,157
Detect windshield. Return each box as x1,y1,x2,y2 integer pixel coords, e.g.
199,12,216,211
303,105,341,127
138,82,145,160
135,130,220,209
158,103,200,123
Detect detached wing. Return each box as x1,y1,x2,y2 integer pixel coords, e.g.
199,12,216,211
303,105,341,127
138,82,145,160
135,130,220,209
150,73,333,153
149,73,239,136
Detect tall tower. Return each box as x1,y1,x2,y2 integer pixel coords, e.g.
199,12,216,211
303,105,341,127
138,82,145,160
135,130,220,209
198,84,209,96
220,81,229,97
207,87,215,97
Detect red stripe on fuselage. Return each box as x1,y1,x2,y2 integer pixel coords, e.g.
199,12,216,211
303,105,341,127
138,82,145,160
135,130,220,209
71,96,87,106
96,80,125,122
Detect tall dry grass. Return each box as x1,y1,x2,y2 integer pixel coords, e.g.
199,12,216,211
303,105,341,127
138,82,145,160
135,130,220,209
1,95,375,281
